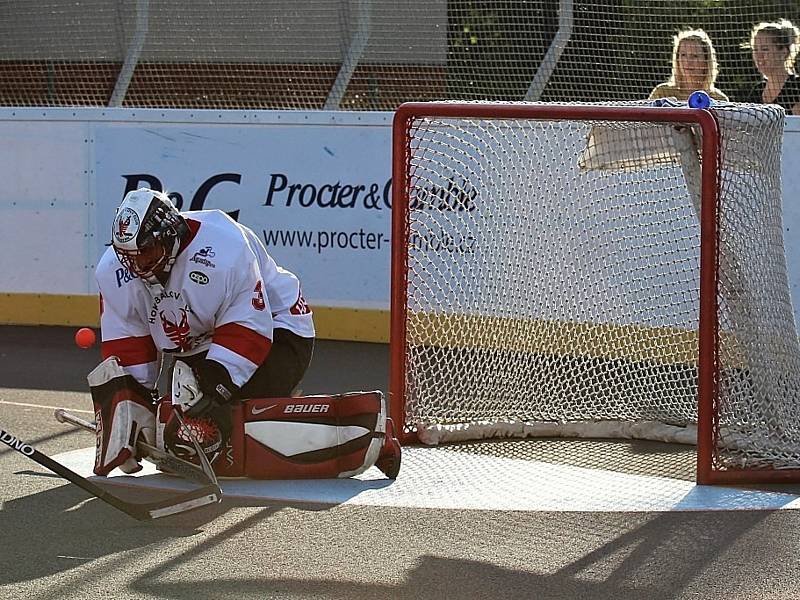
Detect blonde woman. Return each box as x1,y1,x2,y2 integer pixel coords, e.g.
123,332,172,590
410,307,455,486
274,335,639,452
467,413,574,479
745,19,800,115
649,29,729,102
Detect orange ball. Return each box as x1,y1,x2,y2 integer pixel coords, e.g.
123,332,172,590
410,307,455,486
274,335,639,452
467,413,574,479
75,327,96,349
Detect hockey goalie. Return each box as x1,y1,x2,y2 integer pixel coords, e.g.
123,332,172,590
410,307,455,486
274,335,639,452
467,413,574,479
89,187,401,480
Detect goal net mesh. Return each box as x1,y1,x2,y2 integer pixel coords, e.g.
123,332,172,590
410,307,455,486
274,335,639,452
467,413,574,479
394,102,800,474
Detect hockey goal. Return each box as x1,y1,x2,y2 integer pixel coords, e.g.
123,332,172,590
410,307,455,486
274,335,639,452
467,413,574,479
390,101,800,484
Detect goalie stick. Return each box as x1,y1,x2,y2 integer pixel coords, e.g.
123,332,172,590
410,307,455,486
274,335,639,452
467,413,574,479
0,424,221,520
53,408,215,487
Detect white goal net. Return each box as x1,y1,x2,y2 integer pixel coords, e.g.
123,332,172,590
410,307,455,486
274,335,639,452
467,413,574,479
391,101,800,483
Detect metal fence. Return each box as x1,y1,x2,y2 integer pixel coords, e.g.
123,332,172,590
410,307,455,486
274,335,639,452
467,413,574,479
0,0,797,110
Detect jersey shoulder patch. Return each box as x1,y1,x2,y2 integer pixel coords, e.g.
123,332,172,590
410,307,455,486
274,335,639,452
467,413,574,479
181,212,251,272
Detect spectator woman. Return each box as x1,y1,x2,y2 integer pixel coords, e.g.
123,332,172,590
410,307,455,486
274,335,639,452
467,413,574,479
744,19,800,115
649,29,729,102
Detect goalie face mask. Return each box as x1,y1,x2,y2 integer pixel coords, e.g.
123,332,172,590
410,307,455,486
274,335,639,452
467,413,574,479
111,188,187,283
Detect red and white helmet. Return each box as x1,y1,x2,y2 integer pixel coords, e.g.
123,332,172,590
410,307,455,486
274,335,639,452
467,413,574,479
111,188,187,283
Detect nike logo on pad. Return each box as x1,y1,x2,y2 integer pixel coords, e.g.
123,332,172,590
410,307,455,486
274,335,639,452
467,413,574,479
251,404,277,415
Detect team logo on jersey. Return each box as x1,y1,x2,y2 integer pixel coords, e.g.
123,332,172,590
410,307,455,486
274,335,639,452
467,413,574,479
160,308,194,351
148,289,184,324
252,280,266,311
189,271,209,285
115,267,139,287
290,292,311,315
190,246,216,268
113,207,140,244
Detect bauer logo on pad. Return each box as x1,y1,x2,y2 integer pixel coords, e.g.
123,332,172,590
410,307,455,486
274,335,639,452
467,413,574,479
284,404,330,414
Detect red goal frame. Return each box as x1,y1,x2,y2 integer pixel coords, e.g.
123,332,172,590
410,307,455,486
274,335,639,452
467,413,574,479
389,101,800,485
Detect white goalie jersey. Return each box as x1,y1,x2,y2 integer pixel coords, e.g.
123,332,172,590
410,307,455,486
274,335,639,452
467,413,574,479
96,209,314,390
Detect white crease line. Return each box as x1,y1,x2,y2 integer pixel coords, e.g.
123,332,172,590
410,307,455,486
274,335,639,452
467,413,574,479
0,400,93,414
54,446,800,512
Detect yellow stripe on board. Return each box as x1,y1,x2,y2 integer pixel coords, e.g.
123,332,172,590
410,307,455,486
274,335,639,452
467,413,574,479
406,312,744,366
311,306,389,343
0,294,744,360
0,293,390,343
0,293,100,327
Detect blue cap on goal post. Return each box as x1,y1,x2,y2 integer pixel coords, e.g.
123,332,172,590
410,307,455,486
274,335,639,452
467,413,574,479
688,90,712,109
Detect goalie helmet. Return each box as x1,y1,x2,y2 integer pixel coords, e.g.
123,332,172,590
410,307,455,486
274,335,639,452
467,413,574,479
111,188,188,284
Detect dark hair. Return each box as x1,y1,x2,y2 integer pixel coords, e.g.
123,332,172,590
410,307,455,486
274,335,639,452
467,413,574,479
748,19,800,73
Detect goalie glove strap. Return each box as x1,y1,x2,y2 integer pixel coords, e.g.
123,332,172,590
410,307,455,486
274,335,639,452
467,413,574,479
187,359,239,418
184,393,216,418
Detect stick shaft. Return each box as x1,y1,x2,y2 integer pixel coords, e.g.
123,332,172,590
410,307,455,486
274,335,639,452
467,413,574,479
53,408,94,433
1,427,148,518
1,424,221,520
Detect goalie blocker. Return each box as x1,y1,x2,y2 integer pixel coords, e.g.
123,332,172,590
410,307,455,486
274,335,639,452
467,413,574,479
157,391,402,479
89,357,157,476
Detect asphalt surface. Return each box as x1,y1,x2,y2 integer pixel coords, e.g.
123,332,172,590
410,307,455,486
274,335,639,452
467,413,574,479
2,326,800,600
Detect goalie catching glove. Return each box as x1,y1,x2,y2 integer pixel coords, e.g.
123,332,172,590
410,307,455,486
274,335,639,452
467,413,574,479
162,359,237,465
173,358,239,417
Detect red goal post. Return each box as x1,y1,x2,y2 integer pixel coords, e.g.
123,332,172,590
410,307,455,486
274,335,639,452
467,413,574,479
390,101,800,485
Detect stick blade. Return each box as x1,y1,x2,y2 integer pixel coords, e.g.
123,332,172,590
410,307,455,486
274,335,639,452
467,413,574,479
140,484,223,520
51,408,223,519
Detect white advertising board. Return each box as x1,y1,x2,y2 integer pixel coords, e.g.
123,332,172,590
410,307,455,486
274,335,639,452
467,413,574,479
90,111,393,310
0,119,92,293
782,117,800,307
1,108,800,336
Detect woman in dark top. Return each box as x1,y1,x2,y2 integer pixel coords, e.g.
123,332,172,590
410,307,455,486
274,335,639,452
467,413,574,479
745,19,800,115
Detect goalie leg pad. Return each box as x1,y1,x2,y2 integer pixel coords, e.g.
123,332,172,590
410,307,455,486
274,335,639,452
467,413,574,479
154,392,402,480
88,356,156,476
242,391,400,479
